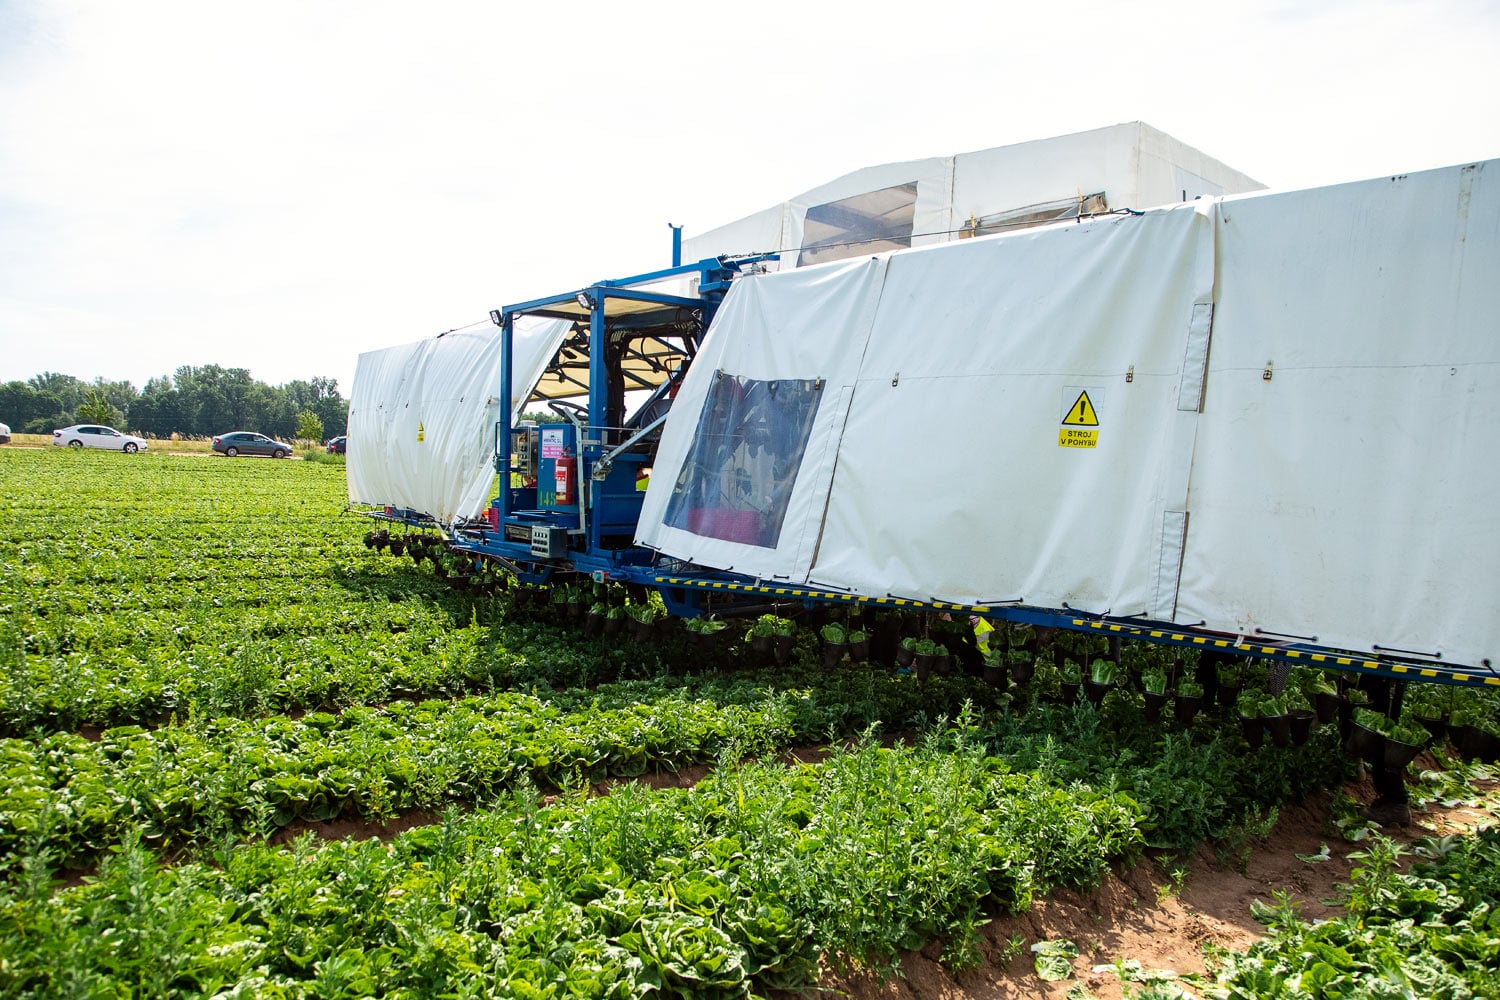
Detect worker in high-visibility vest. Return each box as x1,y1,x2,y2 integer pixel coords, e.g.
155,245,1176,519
635,467,651,492
971,616,995,652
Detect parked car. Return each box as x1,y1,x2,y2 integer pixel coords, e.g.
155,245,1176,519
0,421,10,445
326,435,347,454
212,431,294,458
51,424,149,453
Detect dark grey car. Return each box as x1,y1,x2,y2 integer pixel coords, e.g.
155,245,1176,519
212,431,294,458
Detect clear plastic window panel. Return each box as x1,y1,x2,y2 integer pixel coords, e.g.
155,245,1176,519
962,192,1108,238
798,183,918,267
663,374,824,548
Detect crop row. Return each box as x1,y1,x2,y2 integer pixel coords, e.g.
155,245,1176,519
1,665,1348,874
0,662,998,868
0,729,1143,999
0,690,782,869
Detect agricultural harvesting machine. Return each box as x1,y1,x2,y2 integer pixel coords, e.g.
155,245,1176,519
348,134,1500,696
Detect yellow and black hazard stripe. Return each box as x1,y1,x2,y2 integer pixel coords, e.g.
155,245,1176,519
1070,619,1499,688
652,576,993,613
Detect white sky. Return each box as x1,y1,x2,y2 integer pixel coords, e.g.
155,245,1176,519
2,0,1498,396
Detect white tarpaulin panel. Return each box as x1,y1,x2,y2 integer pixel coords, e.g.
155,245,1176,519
644,204,1214,608
347,317,567,524
1177,162,1500,666
636,256,886,581
811,205,1215,610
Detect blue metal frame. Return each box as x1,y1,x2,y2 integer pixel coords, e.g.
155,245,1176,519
450,255,779,595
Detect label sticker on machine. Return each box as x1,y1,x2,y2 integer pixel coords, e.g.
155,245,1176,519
540,427,564,458
1058,388,1101,449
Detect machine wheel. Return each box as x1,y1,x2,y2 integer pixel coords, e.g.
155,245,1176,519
68,440,82,449
123,442,138,454
272,448,288,459
225,447,239,457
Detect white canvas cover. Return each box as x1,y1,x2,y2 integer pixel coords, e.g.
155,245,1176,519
643,158,1499,667
1177,161,1500,666
812,205,1214,613
642,203,1216,615
638,256,887,581
952,122,1258,230
347,317,568,523
681,122,1262,270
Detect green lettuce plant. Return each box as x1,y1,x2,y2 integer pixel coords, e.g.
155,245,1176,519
1089,658,1117,686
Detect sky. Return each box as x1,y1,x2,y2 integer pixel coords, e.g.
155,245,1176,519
2,0,1498,397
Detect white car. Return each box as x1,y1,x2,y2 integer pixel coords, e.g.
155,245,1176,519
0,422,10,445
51,424,149,453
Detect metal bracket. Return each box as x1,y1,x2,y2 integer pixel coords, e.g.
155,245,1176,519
1371,644,1442,660
1254,626,1316,641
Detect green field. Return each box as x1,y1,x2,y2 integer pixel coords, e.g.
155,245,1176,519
2,447,1497,998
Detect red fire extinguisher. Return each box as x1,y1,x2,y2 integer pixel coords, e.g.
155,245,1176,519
554,456,576,506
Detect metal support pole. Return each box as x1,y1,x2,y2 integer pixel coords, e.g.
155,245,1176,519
585,292,608,549
498,312,514,523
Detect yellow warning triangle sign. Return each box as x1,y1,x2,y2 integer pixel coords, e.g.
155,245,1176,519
1061,391,1099,427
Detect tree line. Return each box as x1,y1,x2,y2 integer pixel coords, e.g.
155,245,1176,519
1,367,349,442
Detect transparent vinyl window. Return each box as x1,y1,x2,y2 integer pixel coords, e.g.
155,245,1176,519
798,182,918,267
960,192,1108,238
663,374,824,549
